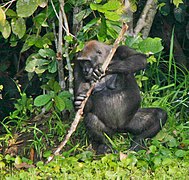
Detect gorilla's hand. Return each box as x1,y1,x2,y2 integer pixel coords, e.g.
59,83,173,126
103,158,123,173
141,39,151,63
74,93,87,110
90,65,104,83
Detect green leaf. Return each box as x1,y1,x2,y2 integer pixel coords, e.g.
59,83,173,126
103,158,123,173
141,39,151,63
0,7,6,27
15,156,22,165
34,94,52,107
83,18,100,32
1,20,11,39
48,60,57,73
11,18,26,39
53,81,61,93
153,156,162,167
149,145,157,154
21,35,38,52
44,101,53,111
54,96,65,111
25,58,49,73
138,37,164,54
97,17,107,41
38,0,48,8
75,9,92,22
173,0,183,8
90,3,100,11
175,150,186,158
167,137,178,147
63,98,73,110
38,49,56,58
102,0,121,11
0,161,5,168
147,55,157,65
16,0,39,17
33,13,48,28
43,150,52,158
95,0,102,3
5,9,17,17
36,161,44,167
35,36,52,48
105,11,120,21
35,66,47,74
59,91,72,98
64,35,73,43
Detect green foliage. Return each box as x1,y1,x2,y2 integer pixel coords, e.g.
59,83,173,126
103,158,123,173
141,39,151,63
25,48,57,74
34,79,73,112
90,0,122,21
173,0,183,8
138,37,164,54
1,150,189,179
16,0,40,18
11,18,26,39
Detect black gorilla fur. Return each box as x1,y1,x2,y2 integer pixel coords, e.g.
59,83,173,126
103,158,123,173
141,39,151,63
74,40,167,154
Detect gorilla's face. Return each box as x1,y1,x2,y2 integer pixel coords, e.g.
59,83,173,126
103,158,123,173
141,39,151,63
79,60,93,80
77,40,111,80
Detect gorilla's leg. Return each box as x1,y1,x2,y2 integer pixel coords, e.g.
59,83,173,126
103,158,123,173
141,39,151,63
126,108,167,151
84,113,114,154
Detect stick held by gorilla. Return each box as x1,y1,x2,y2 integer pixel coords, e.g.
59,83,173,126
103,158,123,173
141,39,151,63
74,40,167,154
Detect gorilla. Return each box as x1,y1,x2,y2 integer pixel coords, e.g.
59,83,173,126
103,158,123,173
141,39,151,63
74,40,167,154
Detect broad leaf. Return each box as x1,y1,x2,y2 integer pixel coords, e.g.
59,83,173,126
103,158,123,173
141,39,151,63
63,98,73,110
1,20,11,39
59,91,72,98
175,150,186,157
16,0,39,17
83,18,100,32
34,94,52,107
25,59,38,72
0,7,6,27
102,0,121,11
105,11,120,21
173,0,183,8
11,18,26,39
48,60,57,73
138,38,164,54
38,49,56,58
53,81,61,93
5,9,17,17
38,0,48,8
54,96,65,111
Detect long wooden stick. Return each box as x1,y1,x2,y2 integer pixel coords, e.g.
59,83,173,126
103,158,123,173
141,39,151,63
46,23,128,164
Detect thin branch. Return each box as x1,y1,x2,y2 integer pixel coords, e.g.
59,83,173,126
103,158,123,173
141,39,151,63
2,0,16,9
52,21,58,51
50,0,76,39
141,1,157,38
134,0,155,36
46,23,128,164
57,7,66,89
124,0,133,34
60,0,74,94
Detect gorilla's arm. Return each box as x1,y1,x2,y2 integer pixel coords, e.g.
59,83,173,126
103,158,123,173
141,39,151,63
74,60,91,96
107,46,147,74
74,60,92,110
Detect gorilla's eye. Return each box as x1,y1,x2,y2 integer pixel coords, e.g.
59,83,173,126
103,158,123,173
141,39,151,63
96,50,102,54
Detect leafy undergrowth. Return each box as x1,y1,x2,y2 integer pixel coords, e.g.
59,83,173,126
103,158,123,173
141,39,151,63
0,147,189,179
0,119,189,179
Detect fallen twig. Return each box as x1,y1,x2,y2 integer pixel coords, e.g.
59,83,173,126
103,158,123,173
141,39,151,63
46,23,128,164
